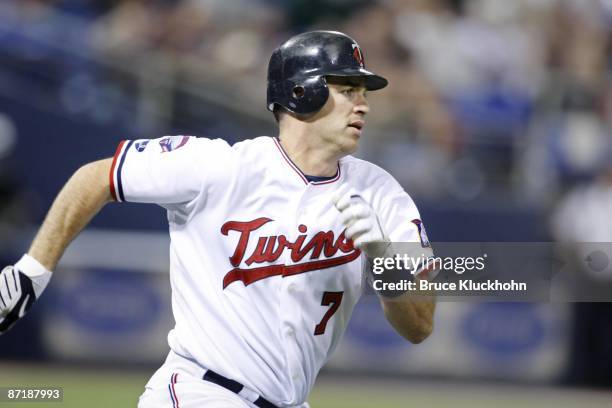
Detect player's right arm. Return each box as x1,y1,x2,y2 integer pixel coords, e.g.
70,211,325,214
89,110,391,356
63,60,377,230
0,158,113,334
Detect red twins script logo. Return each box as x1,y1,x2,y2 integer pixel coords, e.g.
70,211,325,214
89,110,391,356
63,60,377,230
221,218,361,288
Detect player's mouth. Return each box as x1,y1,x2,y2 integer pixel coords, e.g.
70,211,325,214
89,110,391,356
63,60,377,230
348,120,364,134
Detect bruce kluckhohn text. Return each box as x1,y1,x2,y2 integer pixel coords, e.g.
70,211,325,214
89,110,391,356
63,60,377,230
372,278,528,293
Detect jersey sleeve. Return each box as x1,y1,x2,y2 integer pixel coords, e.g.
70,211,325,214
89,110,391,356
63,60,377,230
109,136,230,205
378,183,428,243
374,177,436,278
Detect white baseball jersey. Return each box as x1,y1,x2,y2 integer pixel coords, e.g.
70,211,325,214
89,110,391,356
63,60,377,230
110,135,429,406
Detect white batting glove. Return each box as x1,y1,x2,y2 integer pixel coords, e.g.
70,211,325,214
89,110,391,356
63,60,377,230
0,255,52,335
332,184,391,258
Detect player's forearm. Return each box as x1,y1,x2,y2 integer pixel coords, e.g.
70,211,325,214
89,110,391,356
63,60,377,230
28,159,113,270
381,286,435,344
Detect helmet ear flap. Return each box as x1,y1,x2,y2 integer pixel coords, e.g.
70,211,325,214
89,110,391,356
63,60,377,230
285,76,329,115
267,76,329,115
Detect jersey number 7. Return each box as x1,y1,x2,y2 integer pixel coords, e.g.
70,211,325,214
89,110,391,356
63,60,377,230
314,291,344,335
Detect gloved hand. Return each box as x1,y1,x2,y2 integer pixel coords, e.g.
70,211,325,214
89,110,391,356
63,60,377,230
332,184,390,258
0,255,52,335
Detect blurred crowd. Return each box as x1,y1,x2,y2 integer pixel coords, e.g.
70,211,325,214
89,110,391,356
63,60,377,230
0,0,611,205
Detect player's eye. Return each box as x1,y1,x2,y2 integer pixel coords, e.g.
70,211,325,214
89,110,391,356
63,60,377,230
340,87,367,99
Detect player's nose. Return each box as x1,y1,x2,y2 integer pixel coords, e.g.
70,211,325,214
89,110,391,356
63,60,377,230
354,92,369,116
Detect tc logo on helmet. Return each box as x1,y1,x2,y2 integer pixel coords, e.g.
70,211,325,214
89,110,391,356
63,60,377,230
352,44,364,68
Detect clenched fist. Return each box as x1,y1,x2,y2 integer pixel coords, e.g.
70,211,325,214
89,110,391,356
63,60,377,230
0,255,52,335
332,184,390,258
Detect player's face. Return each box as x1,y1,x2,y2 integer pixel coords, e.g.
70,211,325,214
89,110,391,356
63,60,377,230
307,76,370,155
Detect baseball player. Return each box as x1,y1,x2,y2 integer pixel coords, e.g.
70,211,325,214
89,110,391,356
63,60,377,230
0,31,435,407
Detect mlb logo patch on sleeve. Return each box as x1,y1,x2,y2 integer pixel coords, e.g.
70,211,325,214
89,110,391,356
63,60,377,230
159,136,191,153
134,140,150,152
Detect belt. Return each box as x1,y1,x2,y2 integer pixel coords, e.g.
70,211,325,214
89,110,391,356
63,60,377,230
203,369,278,408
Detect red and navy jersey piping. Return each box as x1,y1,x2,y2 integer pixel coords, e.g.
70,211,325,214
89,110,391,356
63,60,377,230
168,373,179,407
272,137,341,185
109,140,132,202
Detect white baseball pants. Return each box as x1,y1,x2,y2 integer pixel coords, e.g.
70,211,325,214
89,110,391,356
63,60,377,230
138,351,310,408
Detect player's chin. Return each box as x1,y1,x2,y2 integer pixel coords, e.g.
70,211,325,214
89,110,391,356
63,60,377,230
342,128,361,152
346,124,362,139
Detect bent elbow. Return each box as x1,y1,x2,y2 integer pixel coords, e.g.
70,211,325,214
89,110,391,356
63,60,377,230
382,298,436,345
405,322,433,344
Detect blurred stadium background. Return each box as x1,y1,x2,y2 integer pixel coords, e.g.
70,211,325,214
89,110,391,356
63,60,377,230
1,0,612,407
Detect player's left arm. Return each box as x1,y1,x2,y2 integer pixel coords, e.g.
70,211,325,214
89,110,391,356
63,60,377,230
378,278,435,344
333,184,436,344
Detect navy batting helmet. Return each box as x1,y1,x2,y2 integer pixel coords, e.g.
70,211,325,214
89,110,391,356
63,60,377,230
266,30,388,115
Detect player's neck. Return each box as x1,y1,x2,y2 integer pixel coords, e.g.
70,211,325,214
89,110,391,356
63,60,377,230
277,133,340,177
